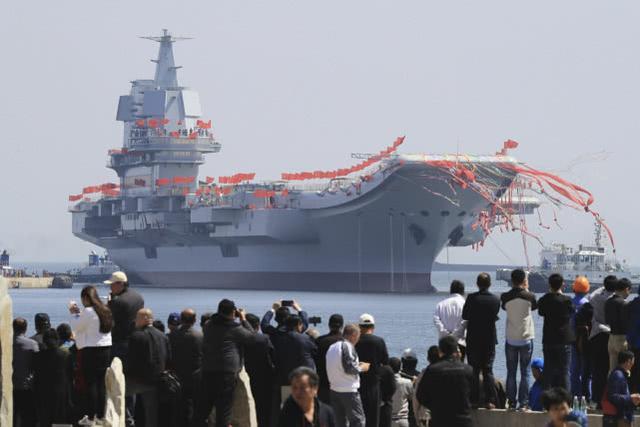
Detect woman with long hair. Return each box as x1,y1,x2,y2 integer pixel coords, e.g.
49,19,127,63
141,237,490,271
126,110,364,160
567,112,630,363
69,285,113,424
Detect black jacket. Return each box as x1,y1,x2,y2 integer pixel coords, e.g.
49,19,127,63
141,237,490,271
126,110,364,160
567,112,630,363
202,313,255,374
415,357,473,427
315,332,343,390
538,292,575,344
605,294,629,335
379,364,397,404
355,333,389,386
168,325,203,389
13,334,39,390
126,324,171,384
109,288,144,343
33,348,73,425
462,289,500,350
278,396,336,427
244,332,275,382
272,329,318,385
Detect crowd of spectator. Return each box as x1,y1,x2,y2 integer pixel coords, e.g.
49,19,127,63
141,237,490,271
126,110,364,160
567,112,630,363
11,269,640,426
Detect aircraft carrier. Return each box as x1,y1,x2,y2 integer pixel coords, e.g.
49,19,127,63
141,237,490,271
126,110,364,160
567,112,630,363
70,30,538,293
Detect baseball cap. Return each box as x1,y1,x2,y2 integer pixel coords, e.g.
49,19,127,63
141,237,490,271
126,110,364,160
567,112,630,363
328,314,344,328
104,271,128,285
167,312,181,326
531,357,544,371
359,313,375,326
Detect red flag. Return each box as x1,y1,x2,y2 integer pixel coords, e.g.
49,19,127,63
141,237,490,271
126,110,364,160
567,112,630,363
83,186,99,194
504,139,519,149
68,194,83,202
161,118,170,125
135,119,145,127
188,132,198,139
206,176,215,184
170,131,180,138
99,183,118,191
148,119,159,128
173,176,195,184
156,178,170,186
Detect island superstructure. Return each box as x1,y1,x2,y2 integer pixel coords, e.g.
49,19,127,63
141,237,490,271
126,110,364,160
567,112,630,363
70,30,539,292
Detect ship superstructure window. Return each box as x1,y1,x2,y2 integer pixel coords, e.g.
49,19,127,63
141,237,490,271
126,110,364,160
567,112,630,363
420,210,430,217
144,247,158,259
220,244,239,258
440,211,450,217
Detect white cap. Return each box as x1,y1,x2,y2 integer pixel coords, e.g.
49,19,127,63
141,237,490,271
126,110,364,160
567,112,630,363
104,271,128,285
359,313,375,326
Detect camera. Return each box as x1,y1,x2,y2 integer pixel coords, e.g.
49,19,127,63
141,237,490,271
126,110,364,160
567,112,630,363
308,316,322,326
281,300,294,307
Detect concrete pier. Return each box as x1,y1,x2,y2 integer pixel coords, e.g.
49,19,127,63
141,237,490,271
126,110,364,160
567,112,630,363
5,276,53,289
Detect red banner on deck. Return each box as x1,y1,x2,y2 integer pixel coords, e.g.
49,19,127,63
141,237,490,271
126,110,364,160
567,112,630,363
218,173,256,185
173,176,195,184
281,136,405,181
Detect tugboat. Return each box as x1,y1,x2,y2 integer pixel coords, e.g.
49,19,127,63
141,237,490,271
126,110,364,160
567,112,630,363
71,251,120,284
497,223,639,293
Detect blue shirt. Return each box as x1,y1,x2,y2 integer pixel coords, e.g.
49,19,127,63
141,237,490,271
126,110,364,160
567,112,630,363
529,379,543,411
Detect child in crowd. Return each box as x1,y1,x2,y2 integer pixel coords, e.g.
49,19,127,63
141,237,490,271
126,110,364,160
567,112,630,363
542,387,587,427
529,357,544,411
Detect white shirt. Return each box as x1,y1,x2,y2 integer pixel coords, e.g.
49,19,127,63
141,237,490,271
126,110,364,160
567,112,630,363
70,306,112,349
326,340,361,393
433,293,466,345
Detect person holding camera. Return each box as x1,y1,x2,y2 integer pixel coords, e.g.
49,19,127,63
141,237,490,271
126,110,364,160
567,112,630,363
261,299,310,336
272,313,319,408
195,299,256,427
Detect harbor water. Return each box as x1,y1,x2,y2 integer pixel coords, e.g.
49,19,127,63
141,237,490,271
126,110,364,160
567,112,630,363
8,269,551,381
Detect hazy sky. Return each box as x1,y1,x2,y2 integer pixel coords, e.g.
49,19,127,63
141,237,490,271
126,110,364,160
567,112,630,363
2,1,639,266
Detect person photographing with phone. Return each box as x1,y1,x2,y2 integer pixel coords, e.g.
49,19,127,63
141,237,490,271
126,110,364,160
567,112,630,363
261,299,309,336
69,285,113,425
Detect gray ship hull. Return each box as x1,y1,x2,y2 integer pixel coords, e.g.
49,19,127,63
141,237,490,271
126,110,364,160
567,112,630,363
93,162,517,293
